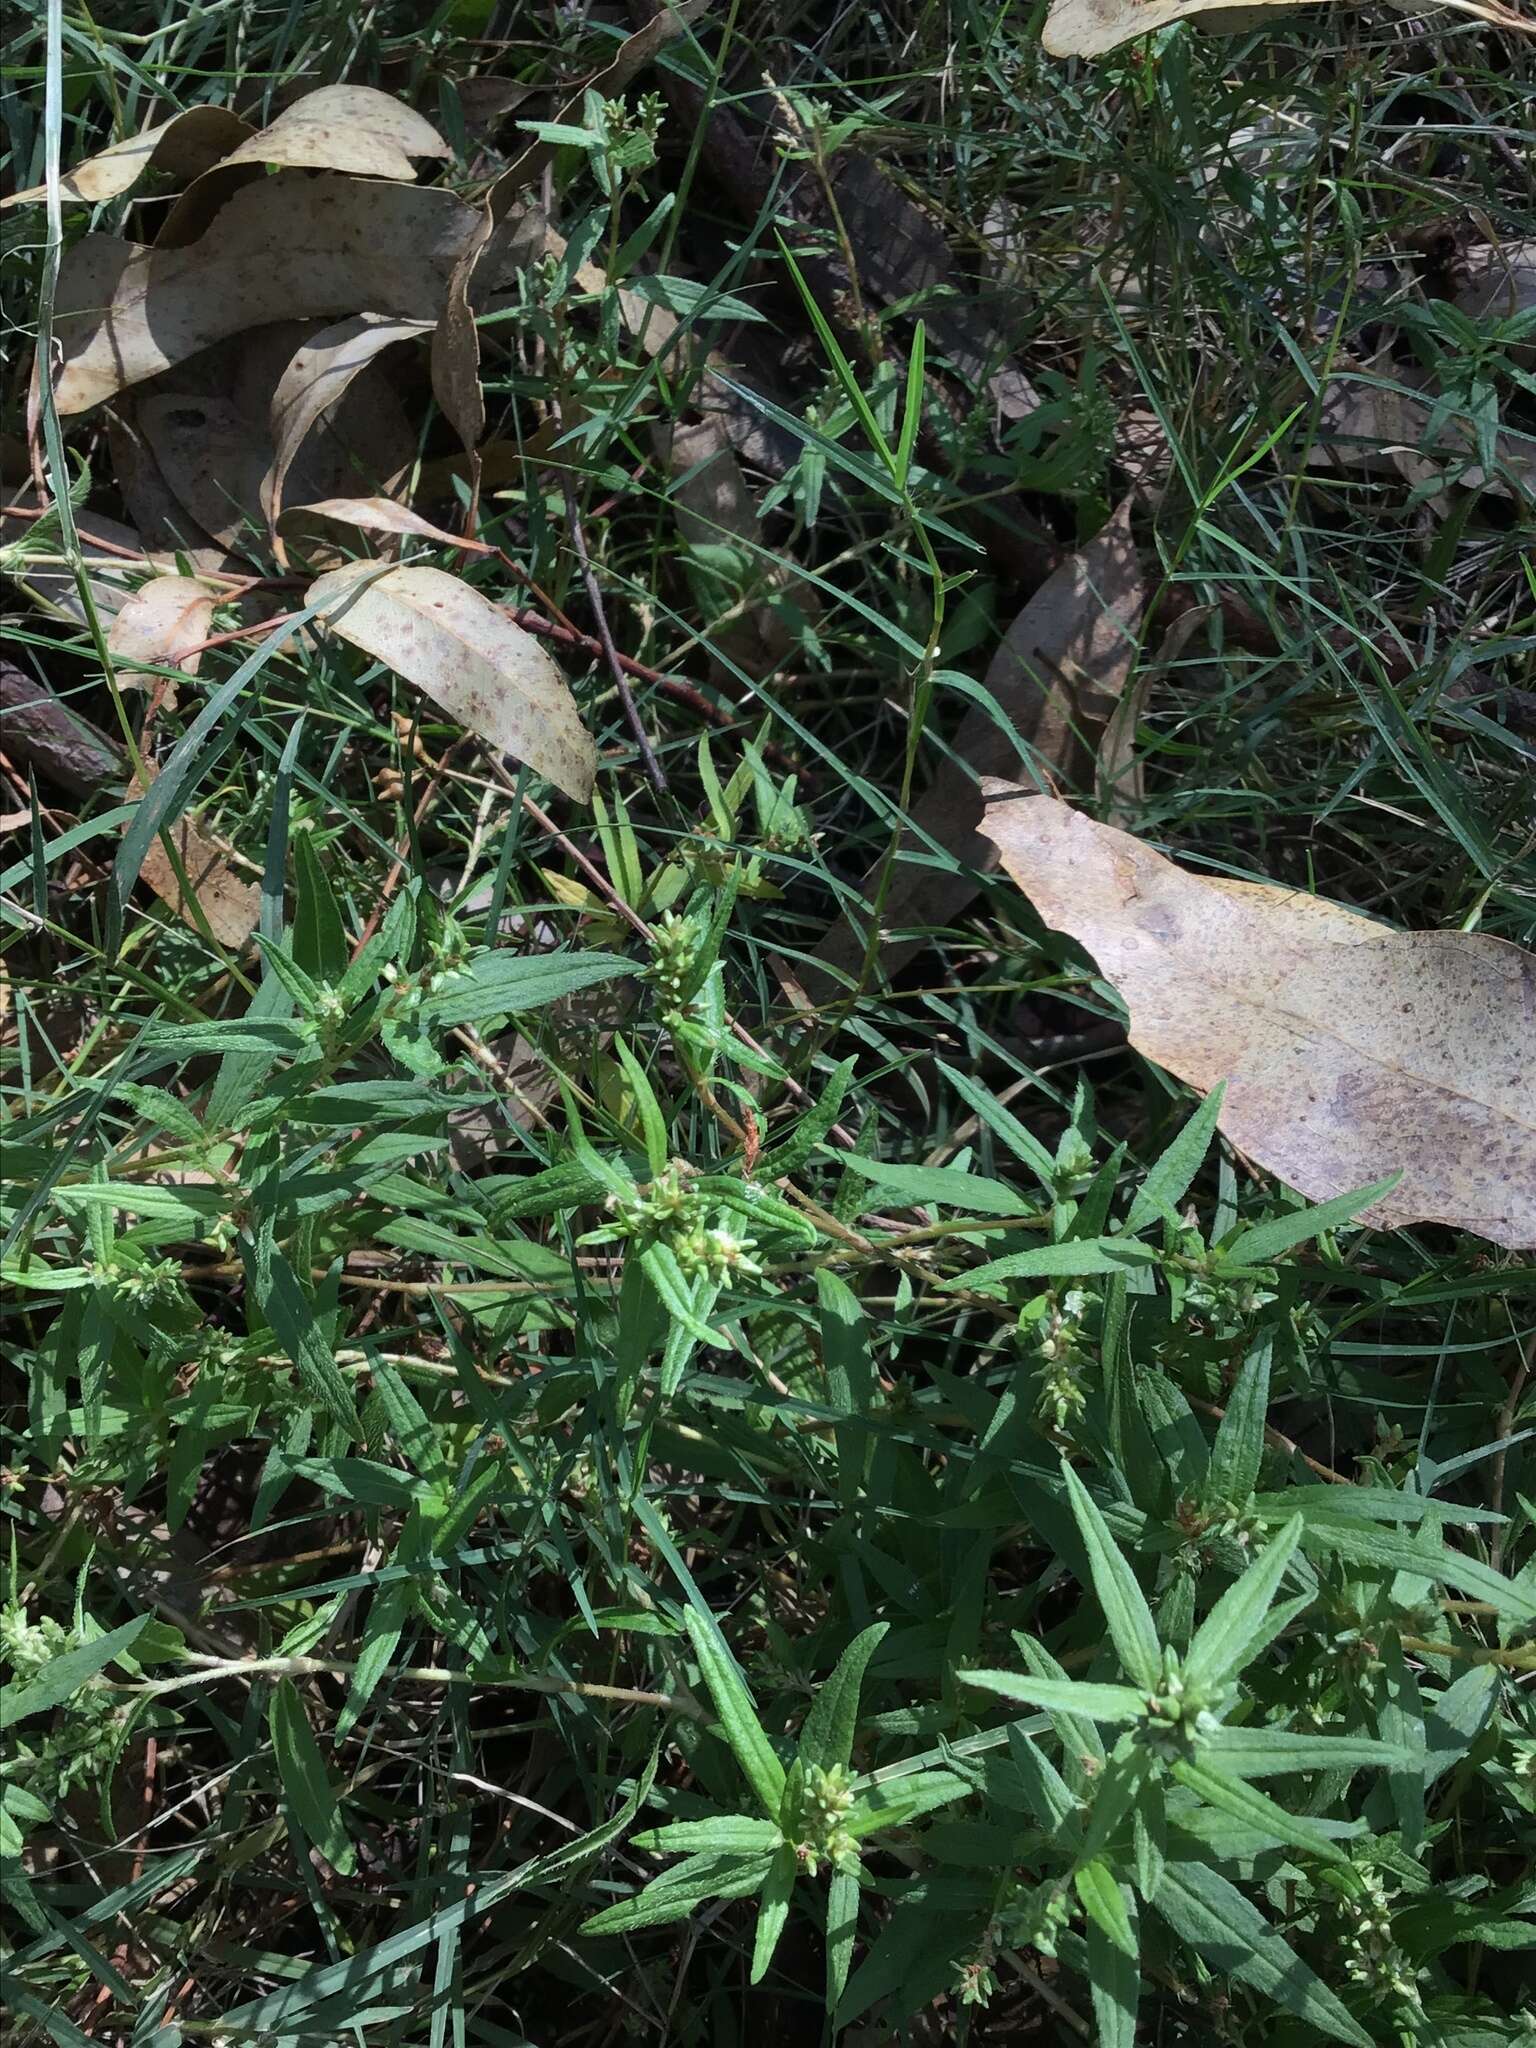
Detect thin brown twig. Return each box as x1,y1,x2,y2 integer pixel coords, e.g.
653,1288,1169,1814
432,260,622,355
559,478,668,793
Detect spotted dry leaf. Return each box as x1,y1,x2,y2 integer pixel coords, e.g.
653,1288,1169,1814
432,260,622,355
131,769,259,951
2,106,251,211
981,794,1536,1248
308,563,595,803
53,172,478,414
1041,0,1534,56
107,575,219,684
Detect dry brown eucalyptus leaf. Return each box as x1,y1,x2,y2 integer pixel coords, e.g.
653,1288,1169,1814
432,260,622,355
131,768,259,951
118,324,416,560
2,107,252,211
154,85,451,247
1042,0,1534,59
803,498,1146,996
266,314,431,530
308,563,595,803
981,794,1536,1248
53,172,479,414
0,661,125,797
107,575,219,684
280,497,492,556
219,84,450,180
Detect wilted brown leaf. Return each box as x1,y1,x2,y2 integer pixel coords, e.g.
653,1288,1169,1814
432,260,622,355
0,661,125,797
131,769,259,951
266,314,430,529
121,324,418,559
1041,0,1534,58
107,575,219,684
53,172,478,414
220,84,449,180
804,499,1146,995
154,85,451,247
982,794,1536,1248
308,563,595,803
280,497,491,556
2,106,251,212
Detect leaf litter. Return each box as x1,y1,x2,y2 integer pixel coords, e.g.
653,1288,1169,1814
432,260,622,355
982,794,1536,1248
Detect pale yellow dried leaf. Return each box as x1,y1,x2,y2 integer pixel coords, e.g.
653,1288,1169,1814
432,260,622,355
217,84,450,181
1042,0,1533,58
2,106,251,211
308,563,595,803
281,497,491,553
107,575,219,680
266,315,432,527
131,769,258,951
53,172,478,413
981,794,1536,1248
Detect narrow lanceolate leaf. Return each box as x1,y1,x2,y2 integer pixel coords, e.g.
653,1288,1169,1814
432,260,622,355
1124,1084,1226,1234
245,1245,360,1436
798,1623,888,1775
1170,1759,1347,1863
1154,1862,1371,2047
309,563,596,803
750,1843,798,1984
683,1608,787,1820
1202,1335,1270,1511
1202,1727,1420,1779
1076,1864,1140,2048
269,1680,355,1876
633,1817,782,1856
1059,1460,1163,1691
961,1671,1147,1723
581,1850,775,1935
826,1866,860,2014
1184,1515,1302,1690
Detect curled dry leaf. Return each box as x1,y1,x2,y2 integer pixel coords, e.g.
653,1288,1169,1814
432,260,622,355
217,85,450,181
1042,0,1534,56
982,794,1536,1249
53,172,478,414
803,498,1146,996
0,661,124,798
2,106,252,211
154,85,452,248
308,563,595,803
122,324,418,561
280,497,492,555
131,769,259,952
107,575,219,684
266,314,432,530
